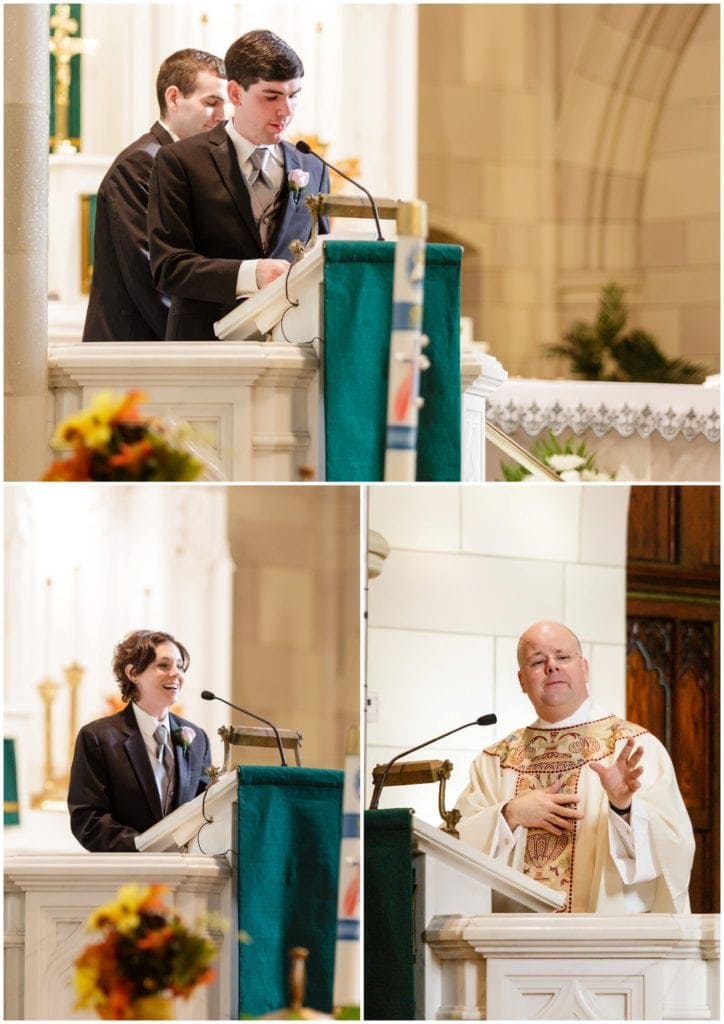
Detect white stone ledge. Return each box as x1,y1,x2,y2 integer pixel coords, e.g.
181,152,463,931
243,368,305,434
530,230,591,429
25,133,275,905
48,340,319,387
5,850,231,887
425,911,720,958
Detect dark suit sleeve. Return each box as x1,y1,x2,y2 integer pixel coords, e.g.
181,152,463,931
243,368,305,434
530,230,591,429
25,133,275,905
68,728,140,852
148,147,241,305
104,149,169,339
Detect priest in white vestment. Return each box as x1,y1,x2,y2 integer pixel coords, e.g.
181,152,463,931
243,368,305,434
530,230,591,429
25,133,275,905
456,621,695,913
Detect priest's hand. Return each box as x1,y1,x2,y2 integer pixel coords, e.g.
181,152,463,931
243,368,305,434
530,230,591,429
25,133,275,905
256,259,290,289
588,737,644,810
502,780,584,835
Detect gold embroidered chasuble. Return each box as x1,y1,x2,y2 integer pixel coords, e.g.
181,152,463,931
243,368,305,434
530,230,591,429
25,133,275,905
490,715,644,911
456,711,695,914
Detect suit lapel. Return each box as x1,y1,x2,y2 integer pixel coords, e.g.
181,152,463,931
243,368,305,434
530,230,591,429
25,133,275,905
169,714,190,808
271,141,300,248
208,124,261,246
121,704,163,818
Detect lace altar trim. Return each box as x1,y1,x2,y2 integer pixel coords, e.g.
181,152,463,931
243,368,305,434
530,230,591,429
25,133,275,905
486,399,720,443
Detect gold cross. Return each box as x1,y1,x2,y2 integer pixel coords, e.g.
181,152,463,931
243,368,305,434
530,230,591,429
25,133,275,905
48,4,94,153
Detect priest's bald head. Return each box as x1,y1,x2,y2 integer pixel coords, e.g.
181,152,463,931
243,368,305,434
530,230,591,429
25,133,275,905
516,621,590,724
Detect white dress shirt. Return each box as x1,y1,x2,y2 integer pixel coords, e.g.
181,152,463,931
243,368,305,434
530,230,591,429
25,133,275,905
226,120,285,297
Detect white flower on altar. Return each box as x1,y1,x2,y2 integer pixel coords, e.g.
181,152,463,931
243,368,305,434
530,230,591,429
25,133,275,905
547,453,587,472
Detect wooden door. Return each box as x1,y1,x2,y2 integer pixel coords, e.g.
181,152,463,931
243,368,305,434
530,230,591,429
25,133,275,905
626,486,719,913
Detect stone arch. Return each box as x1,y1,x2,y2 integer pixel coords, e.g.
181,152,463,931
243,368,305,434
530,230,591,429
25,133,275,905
556,4,706,278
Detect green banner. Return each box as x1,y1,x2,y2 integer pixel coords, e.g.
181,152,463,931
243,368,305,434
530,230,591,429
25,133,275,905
322,241,463,482
236,766,343,1017
4,738,20,826
49,3,83,151
364,808,415,1020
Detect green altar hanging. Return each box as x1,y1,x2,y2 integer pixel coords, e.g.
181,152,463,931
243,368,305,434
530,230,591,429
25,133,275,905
322,241,463,482
236,766,343,1017
364,808,415,1020
4,738,20,826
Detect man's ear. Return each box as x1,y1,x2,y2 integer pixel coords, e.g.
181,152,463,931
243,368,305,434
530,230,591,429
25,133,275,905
125,664,136,681
164,84,180,111
227,80,244,106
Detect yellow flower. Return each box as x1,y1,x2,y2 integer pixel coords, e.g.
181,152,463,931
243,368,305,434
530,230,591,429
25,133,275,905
87,883,150,932
50,391,136,450
74,963,100,1004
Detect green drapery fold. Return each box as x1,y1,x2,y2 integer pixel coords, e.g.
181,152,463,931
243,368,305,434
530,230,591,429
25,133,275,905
237,766,343,1018
4,738,20,825
322,241,462,481
364,808,415,1020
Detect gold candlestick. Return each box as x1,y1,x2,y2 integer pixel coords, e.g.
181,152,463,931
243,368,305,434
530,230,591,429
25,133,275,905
30,678,69,810
64,661,84,771
30,679,64,806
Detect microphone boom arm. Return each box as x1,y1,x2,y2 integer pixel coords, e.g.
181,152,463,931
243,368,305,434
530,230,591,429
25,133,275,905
369,714,496,810
201,691,288,767
295,139,384,241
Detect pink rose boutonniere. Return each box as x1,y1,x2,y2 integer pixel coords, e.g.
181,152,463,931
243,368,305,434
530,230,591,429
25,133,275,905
288,168,310,205
172,726,195,753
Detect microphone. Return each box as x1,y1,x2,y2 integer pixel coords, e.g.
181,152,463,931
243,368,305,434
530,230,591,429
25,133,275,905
368,713,496,810
200,690,288,767
295,139,385,241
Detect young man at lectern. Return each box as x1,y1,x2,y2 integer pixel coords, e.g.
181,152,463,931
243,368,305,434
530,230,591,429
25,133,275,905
456,621,695,913
148,29,329,341
82,49,227,342
68,630,211,851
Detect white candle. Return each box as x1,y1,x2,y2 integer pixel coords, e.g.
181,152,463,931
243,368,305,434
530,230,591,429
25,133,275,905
72,564,80,660
314,20,323,136
44,578,53,676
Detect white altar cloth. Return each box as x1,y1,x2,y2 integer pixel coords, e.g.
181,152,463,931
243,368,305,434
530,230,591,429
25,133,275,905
486,379,720,481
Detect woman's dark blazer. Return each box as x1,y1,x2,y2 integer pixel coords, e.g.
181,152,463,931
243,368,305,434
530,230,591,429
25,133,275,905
68,701,211,851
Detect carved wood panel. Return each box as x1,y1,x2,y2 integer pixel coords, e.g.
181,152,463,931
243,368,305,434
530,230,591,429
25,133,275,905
626,487,719,915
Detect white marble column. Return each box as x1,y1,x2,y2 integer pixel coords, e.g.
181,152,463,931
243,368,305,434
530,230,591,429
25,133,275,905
4,5,50,481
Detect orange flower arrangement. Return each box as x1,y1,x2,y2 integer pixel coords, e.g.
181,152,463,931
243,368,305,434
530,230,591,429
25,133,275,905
74,883,217,1019
43,390,203,481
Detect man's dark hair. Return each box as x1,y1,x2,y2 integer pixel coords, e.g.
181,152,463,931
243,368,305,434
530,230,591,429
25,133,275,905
224,30,303,89
156,49,226,116
113,629,190,703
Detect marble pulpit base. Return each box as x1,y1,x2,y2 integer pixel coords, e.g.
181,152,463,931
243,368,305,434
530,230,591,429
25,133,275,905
423,912,719,1020
4,852,233,1021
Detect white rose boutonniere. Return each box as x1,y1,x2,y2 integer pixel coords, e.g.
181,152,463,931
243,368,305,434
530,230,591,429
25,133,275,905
288,169,310,205
172,726,196,753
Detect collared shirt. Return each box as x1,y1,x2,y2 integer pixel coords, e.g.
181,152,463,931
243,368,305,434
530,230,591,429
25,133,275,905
131,702,173,850
158,119,179,143
225,120,285,297
132,700,171,761
535,695,595,729
226,119,284,190
132,702,173,800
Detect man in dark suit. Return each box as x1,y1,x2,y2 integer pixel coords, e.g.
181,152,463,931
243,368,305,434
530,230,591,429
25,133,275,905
68,630,212,851
82,49,227,342
148,30,329,341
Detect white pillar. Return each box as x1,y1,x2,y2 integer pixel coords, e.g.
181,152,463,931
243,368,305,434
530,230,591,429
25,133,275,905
4,4,50,481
